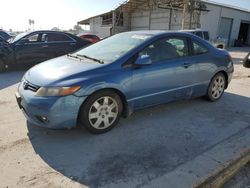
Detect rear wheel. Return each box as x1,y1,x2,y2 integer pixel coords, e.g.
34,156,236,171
206,73,226,102
79,90,123,134
217,44,224,49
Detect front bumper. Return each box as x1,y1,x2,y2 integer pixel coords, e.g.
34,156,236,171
16,84,87,129
227,62,234,86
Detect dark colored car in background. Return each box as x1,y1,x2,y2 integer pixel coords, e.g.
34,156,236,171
0,36,6,44
77,33,100,43
0,30,12,40
0,36,9,69
0,30,91,71
243,52,250,68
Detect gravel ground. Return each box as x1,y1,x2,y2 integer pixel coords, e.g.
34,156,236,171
0,47,249,188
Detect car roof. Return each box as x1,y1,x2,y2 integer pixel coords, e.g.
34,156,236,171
32,30,70,34
123,30,207,37
122,30,201,39
180,29,208,33
124,30,175,35
78,33,97,36
20,30,72,36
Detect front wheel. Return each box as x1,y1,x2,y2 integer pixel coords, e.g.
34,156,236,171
0,60,6,72
79,90,123,134
206,73,226,102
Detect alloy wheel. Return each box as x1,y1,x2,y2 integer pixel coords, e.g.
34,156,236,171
88,96,118,129
211,75,225,99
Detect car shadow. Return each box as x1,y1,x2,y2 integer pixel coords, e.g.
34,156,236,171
0,70,25,90
27,92,250,188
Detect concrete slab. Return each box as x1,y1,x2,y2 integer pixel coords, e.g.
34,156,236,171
142,128,250,188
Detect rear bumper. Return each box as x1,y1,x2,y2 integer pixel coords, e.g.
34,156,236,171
16,85,87,129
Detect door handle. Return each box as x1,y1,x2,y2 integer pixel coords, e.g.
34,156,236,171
70,43,76,46
183,62,192,68
42,45,48,48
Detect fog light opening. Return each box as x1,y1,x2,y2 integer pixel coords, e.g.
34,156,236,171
35,116,49,123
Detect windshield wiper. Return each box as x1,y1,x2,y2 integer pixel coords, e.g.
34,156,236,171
67,54,83,60
76,54,104,64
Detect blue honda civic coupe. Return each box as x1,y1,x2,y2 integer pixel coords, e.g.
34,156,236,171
16,31,234,134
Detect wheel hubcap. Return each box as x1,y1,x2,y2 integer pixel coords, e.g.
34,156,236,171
211,76,225,99
88,96,118,129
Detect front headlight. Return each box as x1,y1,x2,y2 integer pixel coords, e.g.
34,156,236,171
36,86,81,97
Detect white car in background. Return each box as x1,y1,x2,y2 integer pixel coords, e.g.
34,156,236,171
181,30,227,49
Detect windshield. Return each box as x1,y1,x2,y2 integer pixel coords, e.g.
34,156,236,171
0,31,11,40
8,32,29,43
75,32,152,64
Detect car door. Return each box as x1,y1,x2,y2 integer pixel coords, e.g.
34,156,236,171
0,37,6,60
14,32,50,65
44,32,77,57
130,36,197,109
188,39,213,96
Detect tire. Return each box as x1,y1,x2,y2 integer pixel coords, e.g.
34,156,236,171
217,45,224,49
0,60,5,72
206,73,226,102
79,90,123,134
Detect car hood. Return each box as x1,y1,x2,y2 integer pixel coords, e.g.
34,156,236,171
24,55,102,86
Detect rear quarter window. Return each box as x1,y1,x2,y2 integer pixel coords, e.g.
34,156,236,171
46,33,73,42
192,40,209,55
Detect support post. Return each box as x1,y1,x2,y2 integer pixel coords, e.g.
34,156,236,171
181,0,187,30
112,11,116,35
169,8,172,30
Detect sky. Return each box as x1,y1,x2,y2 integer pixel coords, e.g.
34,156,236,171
0,0,249,32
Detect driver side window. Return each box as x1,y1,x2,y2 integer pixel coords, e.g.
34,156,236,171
139,37,188,63
26,34,40,43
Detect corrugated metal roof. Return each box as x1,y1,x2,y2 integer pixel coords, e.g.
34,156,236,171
78,0,250,25
201,0,250,13
78,11,113,25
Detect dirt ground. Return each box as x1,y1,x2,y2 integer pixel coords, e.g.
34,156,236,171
227,47,250,79
222,163,250,188
0,47,250,188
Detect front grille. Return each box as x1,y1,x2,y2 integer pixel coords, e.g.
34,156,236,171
23,80,40,92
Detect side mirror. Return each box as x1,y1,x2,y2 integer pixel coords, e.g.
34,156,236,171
18,38,29,45
243,53,250,68
135,54,152,66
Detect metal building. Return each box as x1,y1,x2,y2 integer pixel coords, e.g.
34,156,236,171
78,0,250,46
